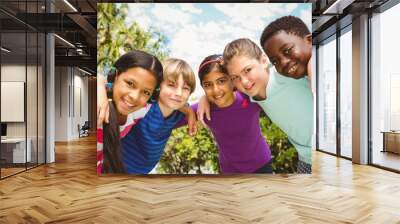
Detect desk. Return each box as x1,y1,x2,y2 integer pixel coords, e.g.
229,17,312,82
382,131,400,154
1,138,31,163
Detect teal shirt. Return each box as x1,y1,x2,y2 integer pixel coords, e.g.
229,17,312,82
250,69,313,164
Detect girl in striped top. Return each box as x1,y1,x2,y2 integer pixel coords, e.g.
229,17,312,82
97,50,163,174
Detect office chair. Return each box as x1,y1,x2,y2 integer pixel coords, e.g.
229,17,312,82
79,121,90,138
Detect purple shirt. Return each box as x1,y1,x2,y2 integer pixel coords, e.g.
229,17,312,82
192,92,271,173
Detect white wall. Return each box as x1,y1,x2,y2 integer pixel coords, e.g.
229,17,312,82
71,72,89,138
55,66,69,141
54,66,89,141
1,65,29,138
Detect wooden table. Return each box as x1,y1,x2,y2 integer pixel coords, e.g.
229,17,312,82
381,131,400,154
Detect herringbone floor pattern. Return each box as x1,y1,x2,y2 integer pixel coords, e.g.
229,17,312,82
1,135,400,223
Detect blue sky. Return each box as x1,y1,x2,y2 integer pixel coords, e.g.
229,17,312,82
126,3,311,101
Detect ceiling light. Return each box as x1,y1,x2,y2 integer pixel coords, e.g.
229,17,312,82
54,34,75,48
63,0,78,12
1,47,11,53
323,0,355,15
78,68,92,76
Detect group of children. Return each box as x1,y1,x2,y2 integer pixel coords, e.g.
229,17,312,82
97,15,314,174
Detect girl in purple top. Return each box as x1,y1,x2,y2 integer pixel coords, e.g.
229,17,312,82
192,54,272,173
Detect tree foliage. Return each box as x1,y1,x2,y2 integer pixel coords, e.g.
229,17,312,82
157,114,298,174
259,114,298,173
157,125,219,174
97,3,169,73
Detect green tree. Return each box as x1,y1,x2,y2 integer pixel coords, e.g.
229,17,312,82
97,3,169,73
157,125,219,174
157,114,298,174
259,114,298,173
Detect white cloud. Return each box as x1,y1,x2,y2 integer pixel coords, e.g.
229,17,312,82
299,9,312,31
284,4,298,14
127,4,153,29
213,3,294,22
211,3,303,42
178,3,202,14
168,22,226,100
150,4,192,28
213,4,265,31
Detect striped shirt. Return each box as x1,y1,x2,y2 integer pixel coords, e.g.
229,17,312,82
121,102,184,174
97,104,151,174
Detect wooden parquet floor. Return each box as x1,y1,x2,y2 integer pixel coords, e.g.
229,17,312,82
0,135,400,223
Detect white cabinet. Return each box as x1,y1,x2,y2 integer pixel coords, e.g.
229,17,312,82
1,138,31,163
1,82,25,122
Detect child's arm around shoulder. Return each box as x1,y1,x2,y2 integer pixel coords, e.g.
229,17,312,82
196,95,211,127
97,74,109,127
178,105,197,136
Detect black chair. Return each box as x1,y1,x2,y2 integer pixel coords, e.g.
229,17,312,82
79,121,90,138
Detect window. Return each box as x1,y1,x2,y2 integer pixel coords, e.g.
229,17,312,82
317,35,337,154
370,2,400,171
339,27,352,158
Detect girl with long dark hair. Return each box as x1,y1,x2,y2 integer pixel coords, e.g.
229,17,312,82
97,50,163,173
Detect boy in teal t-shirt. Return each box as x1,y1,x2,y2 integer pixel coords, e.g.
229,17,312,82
259,15,314,172
250,68,313,167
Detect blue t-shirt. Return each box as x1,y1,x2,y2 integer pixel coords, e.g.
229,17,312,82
121,102,184,173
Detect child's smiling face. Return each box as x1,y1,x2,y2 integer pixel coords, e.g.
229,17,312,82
263,31,312,79
202,71,235,108
113,67,157,116
158,74,191,112
226,55,268,99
